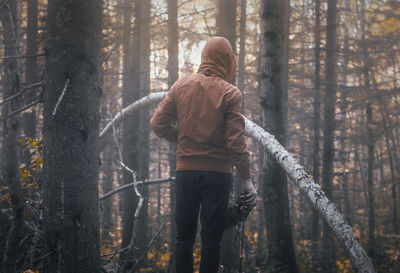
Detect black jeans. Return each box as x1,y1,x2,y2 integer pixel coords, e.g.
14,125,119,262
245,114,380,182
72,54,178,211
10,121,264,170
174,170,232,273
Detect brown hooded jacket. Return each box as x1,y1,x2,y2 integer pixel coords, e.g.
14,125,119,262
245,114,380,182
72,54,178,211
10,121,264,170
150,37,250,180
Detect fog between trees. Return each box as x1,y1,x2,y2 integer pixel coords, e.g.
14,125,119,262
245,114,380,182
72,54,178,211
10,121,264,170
0,0,399,272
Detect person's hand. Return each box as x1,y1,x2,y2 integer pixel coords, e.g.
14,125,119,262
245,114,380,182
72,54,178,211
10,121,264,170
242,179,258,206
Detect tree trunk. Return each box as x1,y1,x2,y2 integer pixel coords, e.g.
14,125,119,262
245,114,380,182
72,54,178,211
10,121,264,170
339,0,351,225
23,0,38,139
311,0,321,266
215,1,238,271
237,0,246,97
101,144,114,244
360,0,375,259
260,0,298,272
321,0,338,271
167,0,178,270
121,0,140,267
42,0,102,272
216,0,237,53
0,1,24,272
256,162,266,266
136,0,151,265
372,75,399,235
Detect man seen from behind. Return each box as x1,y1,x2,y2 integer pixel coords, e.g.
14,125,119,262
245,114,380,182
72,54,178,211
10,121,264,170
150,37,257,273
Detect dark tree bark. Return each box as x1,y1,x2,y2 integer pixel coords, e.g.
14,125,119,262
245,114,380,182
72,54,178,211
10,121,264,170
321,0,338,271
374,81,399,235
237,0,246,96
23,0,38,139
121,0,140,265
216,0,237,54
256,161,266,266
136,0,151,264
311,0,321,269
360,0,375,259
215,1,239,271
0,1,24,272
167,0,178,269
338,0,351,226
260,0,298,272
101,144,114,243
42,0,102,272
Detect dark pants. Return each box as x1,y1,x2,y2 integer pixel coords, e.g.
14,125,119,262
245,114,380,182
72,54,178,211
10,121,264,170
174,170,232,273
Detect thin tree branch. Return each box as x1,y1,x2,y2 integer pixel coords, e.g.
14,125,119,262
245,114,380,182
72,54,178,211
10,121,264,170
0,53,46,60
111,124,145,273
0,81,44,106
99,177,174,200
3,98,42,120
101,245,131,258
128,221,167,273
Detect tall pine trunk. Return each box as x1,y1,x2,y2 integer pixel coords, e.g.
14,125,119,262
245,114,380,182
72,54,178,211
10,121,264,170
136,0,151,264
167,0,178,270
237,0,246,97
260,0,298,272
311,0,321,269
23,0,38,139
339,0,351,224
101,144,114,243
216,1,238,271
360,0,375,259
42,0,102,272
0,1,24,272
321,0,338,271
121,0,140,266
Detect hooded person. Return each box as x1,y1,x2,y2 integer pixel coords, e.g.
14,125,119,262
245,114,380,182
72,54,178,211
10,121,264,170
150,36,257,273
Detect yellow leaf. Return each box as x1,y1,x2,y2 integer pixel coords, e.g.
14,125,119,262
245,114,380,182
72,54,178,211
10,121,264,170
378,17,400,33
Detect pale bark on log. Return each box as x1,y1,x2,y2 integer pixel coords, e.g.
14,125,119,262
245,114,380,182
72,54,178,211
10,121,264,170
100,92,376,273
244,118,376,273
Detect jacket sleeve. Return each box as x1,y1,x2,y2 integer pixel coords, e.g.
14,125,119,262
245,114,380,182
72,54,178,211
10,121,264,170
224,88,250,180
150,89,177,143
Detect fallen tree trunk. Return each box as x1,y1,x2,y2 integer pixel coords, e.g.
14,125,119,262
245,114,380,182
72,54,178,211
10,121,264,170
99,92,376,273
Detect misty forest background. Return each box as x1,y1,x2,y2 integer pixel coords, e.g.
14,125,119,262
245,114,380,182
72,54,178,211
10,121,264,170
0,0,399,272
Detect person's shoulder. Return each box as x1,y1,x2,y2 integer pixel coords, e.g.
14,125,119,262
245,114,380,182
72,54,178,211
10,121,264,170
224,83,242,100
170,74,198,90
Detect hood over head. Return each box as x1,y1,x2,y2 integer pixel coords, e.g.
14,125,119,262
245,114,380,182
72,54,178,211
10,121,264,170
198,37,237,83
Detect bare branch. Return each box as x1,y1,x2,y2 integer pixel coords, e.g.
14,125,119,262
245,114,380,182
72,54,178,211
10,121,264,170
0,81,44,106
100,177,174,200
128,221,167,273
0,52,46,60
3,97,42,120
101,245,130,258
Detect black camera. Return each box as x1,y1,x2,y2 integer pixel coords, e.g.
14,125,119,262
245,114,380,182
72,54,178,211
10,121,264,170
225,193,255,229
